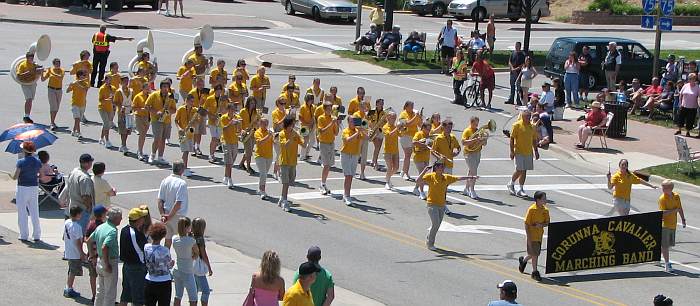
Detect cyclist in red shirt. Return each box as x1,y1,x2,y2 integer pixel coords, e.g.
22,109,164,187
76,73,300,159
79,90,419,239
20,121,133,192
471,50,495,108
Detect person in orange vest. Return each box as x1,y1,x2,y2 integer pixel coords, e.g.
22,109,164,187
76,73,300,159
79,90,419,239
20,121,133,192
91,25,133,88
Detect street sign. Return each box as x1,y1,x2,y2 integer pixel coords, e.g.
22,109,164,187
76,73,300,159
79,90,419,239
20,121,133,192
660,0,675,16
642,0,657,14
641,15,655,29
660,17,673,31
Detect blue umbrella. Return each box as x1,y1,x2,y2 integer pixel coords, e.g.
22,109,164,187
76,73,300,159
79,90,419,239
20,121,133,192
5,129,58,154
0,123,48,142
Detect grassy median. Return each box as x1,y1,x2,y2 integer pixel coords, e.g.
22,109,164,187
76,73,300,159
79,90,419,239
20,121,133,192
641,161,700,186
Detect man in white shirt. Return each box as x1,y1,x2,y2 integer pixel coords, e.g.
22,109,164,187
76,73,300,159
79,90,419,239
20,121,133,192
157,160,188,249
437,20,458,74
539,83,555,114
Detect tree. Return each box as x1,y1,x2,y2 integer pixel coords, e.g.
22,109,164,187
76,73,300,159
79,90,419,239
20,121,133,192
521,0,541,53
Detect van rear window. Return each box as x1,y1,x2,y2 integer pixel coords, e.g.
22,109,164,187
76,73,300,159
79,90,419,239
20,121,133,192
549,40,575,58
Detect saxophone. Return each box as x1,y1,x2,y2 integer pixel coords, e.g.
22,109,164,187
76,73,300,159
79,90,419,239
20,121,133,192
179,107,204,143
369,107,393,141
239,112,259,143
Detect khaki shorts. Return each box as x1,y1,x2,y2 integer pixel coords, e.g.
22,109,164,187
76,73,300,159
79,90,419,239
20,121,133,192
465,151,481,172
243,136,254,155
71,106,86,119
68,259,84,277
341,153,359,176
223,143,238,165
195,119,207,135
527,241,542,256
135,116,149,134
21,83,37,100
319,142,335,166
414,161,428,171
400,136,413,150
661,228,676,248
151,121,169,140
359,139,369,162
180,138,194,152
280,165,296,185
99,110,114,130
514,154,534,171
165,215,183,239
208,125,221,139
86,260,97,277
48,87,62,112
613,197,631,211
117,112,131,135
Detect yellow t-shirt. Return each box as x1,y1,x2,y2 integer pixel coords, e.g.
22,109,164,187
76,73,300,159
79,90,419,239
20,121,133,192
430,122,442,135
209,68,228,85
238,108,258,131
461,127,482,153
16,60,37,82
280,92,300,109
306,87,324,104
340,127,361,155
280,82,301,94
433,133,460,168
250,75,270,100
383,123,399,154
132,91,149,118
203,95,229,125
279,130,303,166
510,121,537,156
611,171,642,201
97,84,115,113
254,128,273,159
105,72,121,88
232,67,249,83
188,53,208,75
129,76,146,99
282,280,314,306
299,103,314,127
272,108,287,131
399,110,420,137
137,61,156,81
70,60,92,80
659,192,682,229
177,66,195,93
313,104,325,121
228,82,248,104
326,95,342,106
219,113,240,145
44,67,64,88
423,172,459,206
353,110,367,120
68,80,90,107
412,130,430,162
145,91,176,124
174,105,197,130
188,87,207,108
525,203,550,242
317,114,337,144
114,88,129,112
347,97,361,116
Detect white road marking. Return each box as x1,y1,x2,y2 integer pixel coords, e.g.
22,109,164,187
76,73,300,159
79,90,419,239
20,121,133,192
438,222,530,236
153,30,263,55
262,19,293,30
130,12,257,17
217,31,317,54
235,30,348,51
351,75,452,101
556,207,603,220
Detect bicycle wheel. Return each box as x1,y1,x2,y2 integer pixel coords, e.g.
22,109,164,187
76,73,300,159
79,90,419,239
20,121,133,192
462,84,477,109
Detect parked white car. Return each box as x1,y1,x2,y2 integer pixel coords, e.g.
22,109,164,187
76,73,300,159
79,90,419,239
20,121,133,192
283,0,357,23
447,0,550,23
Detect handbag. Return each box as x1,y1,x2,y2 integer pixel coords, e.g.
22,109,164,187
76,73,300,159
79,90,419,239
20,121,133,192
193,257,208,276
242,275,256,306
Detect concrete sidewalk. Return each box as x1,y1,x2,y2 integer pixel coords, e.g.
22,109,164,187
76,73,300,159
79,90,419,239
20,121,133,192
253,52,391,74
0,178,383,305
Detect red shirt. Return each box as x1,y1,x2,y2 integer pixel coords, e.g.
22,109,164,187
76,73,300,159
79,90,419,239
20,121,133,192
585,109,607,127
644,85,662,95
472,60,495,78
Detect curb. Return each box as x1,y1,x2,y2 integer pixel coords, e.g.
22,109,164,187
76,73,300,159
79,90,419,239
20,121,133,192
547,143,585,161
0,17,148,29
507,27,700,34
254,53,344,73
648,174,699,191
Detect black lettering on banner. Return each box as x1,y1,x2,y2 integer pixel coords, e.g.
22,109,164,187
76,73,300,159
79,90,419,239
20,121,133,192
546,212,662,274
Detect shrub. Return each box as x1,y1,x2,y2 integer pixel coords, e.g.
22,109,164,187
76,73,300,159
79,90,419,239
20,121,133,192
674,3,700,16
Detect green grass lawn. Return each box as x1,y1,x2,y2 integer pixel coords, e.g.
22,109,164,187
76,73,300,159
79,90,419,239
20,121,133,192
641,161,700,186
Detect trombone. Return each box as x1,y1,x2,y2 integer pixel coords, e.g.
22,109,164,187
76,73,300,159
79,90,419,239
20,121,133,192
464,119,496,151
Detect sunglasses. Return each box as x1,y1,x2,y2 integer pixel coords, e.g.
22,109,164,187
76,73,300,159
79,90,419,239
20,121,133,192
443,122,453,126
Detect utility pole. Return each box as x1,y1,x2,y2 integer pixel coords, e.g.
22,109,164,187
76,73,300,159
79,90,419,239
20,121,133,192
384,0,394,31
355,0,363,40
652,2,662,77
474,0,481,32
100,0,105,20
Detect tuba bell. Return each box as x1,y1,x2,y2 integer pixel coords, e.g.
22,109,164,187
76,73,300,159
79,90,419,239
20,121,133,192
465,119,496,151
11,34,51,85
129,31,154,77
299,126,310,137
182,24,214,75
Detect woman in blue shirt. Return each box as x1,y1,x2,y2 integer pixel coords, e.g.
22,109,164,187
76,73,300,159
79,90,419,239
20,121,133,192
10,141,43,242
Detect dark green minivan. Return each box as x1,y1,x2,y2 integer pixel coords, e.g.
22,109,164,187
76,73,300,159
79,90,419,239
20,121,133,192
544,37,664,90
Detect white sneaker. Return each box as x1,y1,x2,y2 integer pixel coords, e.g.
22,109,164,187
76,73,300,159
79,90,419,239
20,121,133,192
165,139,171,145
98,139,105,145
137,153,145,161
419,191,427,200
76,133,82,140
427,244,437,251
444,206,452,215
222,177,229,186
283,200,290,212
359,174,366,180
104,140,113,148
319,184,330,195
184,169,192,177
343,196,353,206
260,192,267,200
517,189,527,197
148,155,155,164
385,183,393,190
277,198,283,207
118,146,126,153
158,157,169,165
227,177,234,187
665,262,674,273
413,186,420,196
470,190,479,199
462,187,471,197
507,182,516,195
71,131,77,137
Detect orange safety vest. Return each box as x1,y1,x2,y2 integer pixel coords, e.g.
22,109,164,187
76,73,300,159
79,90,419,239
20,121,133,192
92,32,109,52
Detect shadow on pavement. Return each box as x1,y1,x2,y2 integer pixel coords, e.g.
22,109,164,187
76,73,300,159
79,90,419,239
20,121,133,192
39,208,67,219
549,270,699,284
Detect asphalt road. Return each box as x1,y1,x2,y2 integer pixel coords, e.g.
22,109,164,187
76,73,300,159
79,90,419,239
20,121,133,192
1,17,699,306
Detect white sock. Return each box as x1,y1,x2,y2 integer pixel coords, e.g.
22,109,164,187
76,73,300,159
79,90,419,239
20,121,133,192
519,185,524,191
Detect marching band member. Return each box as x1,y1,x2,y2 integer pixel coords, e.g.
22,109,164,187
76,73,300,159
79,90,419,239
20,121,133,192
203,84,229,163
306,77,324,106
209,59,228,88
129,67,147,101
507,110,540,198
606,159,657,216
432,118,461,215
220,103,241,187
115,76,132,154
461,116,487,199
280,84,300,109
162,77,176,146
280,74,300,94
298,94,316,161
278,116,304,212
176,59,196,102
41,58,64,130
132,82,151,161
174,94,198,177
326,86,342,106
232,59,249,84
250,66,270,108
347,86,366,116
254,118,273,200
317,101,340,195
412,122,431,200
353,101,369,180
398,101,421,180
105,62,121,88
66,70,90,140
228,73,249,105
417,161,476,251
238,96,258,173
271,97,288,179
70,50,92,82
188,43,210,77
519,191,550,282
429,112,443,135
97,75,116,149
137,52,157,85
16,52,43,122
145,81,177,165
369,98,385,170
383,111,400,190
340,115,364,206
189,77,208,156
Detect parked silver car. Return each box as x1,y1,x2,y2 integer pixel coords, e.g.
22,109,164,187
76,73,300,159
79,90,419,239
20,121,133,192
407,0,453,18
283,0,357,22
447,0,550,22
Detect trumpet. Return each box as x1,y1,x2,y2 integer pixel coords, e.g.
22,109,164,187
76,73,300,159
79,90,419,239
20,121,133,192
465,119,496,151
368,107,393,141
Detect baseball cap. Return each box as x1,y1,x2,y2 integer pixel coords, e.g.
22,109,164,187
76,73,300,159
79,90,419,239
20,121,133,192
128,208,149,221
654,294,673,306
497,280,517,294
79,153,94,163
307,246,322,261
298,261,321,276
93,204,107,216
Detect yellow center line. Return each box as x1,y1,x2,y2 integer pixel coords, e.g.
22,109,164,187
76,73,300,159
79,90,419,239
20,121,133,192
296,200,627,306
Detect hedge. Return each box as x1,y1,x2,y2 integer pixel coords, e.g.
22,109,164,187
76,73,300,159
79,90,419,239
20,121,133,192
588,0,700,16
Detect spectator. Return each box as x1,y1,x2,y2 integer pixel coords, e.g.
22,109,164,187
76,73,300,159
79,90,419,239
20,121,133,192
192,218,213,306
630,77,662,115
61,153,95,233
487,280,522,306
144,222,174,306
517,56,537,106
10,141,42,242
552,78,565,120
118,207,149,306
368,4,384,28
506,42,526,105
564,51,581,107
575,101,607,149
437,20,458,74
376,25,401,60
673,80,685,122
85,205,107,302
606,159,657,216
157,160,189,249
578,46,593,102
451,50,467,105
518,191,549,282
293,247,335,306
658,180,686,273
249,250,285,305
466,30,486,64
92,162,116,209
539,82,554,114
662,55,678,85
88,207,122,306
402,31,425,61
63,206,86,299
681,61,697,81
603,42,622,89
654,294,674,306
628,78,645,113
486,14,496,53
675,73,699,137
471,50,495,108
534,103,553,148
354,24,381,55
173,217,199,306
283,262,320,306
38,150,61,186
644,81,675,119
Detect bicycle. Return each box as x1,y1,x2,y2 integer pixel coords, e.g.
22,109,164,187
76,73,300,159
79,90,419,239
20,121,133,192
462,75,484,109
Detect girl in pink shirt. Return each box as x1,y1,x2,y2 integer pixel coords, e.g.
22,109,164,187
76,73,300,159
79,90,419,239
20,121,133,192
676,73,699,137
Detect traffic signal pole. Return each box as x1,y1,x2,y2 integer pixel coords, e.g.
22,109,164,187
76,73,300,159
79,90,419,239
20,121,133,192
355,0,363,40
384,0,395,31
652,2,662,77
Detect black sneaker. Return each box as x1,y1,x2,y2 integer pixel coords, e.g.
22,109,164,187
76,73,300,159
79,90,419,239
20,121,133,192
531,270,542,282
518,256,527,273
